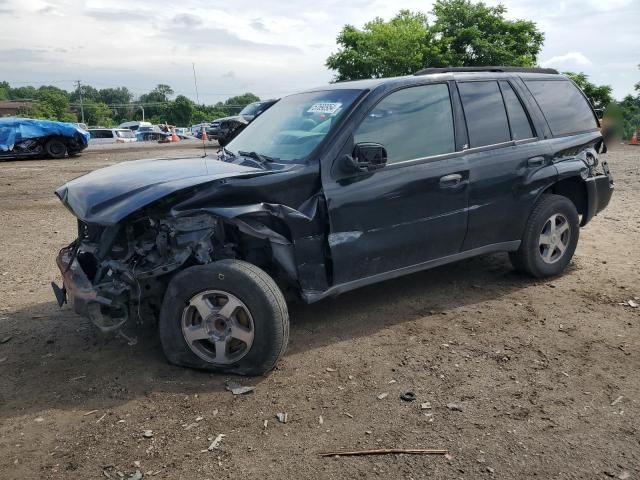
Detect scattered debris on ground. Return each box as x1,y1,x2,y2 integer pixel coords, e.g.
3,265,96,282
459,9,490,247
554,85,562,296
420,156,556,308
318,448,449,457
225,381,255,395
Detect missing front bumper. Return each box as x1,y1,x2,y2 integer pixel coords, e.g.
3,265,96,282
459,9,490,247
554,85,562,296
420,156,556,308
54,246,128,332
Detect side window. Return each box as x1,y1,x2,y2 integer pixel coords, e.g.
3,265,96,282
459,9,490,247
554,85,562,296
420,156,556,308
524,80,598,136
90,130,110,139
499,81,534,140
458,81,510,148
354,83,455,163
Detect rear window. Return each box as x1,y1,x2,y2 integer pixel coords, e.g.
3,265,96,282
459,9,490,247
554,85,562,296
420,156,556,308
524,80,598,136
458,81,510,148
89,129,113,139
116,130,135,138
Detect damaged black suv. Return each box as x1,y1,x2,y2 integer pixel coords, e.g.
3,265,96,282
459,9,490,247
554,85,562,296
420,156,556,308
53,67,613,375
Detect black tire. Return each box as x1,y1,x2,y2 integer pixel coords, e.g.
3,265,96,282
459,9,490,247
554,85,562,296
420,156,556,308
509,194,580,278
159,260,289,376
44,138,67,159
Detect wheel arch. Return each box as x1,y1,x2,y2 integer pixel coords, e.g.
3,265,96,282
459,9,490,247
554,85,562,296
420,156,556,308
542,175,588,222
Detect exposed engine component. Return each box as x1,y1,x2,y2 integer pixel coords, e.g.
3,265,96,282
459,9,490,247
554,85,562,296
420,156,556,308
62,213,223,333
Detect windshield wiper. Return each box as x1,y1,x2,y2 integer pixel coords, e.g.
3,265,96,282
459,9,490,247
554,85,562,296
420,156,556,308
237,150,278,165
221,147,236,159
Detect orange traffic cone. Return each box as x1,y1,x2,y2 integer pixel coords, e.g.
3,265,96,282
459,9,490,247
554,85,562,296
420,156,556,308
630,131,638,145
201,127,208,142
171,128,179,142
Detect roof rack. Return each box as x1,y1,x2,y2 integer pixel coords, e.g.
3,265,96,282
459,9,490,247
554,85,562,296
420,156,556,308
414,66,559,76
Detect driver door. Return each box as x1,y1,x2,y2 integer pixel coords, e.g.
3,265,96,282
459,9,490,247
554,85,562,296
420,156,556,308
323,83,470,285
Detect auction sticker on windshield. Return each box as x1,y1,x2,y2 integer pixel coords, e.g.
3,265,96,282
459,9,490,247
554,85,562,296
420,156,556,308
307,102,342,115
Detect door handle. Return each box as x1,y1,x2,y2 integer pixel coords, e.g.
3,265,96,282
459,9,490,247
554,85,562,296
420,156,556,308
439,173,463,188
527,156,546,167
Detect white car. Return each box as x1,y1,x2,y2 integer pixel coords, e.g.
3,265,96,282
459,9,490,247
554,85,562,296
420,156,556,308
88,128,137,144
118,121,154,132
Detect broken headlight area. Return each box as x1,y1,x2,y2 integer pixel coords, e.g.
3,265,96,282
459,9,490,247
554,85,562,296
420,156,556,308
56,213,224,333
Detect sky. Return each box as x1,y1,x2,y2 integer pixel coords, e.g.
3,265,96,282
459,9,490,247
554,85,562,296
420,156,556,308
0,0,638,103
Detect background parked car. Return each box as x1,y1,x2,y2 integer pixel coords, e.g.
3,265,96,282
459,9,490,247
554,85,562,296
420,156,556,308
0,118,89,159
238,99,278,121
88,128,137,144
209,99,279,146
135,131,171,142
118,121,154,132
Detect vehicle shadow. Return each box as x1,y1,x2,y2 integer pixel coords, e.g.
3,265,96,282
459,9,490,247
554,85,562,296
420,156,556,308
0,252,543,418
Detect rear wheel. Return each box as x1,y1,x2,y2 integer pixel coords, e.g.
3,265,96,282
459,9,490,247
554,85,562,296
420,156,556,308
44,138,67,159
159,260,289,376
509,194,579,277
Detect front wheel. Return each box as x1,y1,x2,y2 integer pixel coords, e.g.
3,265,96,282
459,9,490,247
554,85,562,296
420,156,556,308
509,194,580,278
44,138,67,159
159,260,289,376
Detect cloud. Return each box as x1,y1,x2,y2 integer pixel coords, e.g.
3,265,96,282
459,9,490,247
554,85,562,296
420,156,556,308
84,8,152,22
541,52,592,68
161,23,302,55
249,18,269,32
171,13,203,27
0,48,54,63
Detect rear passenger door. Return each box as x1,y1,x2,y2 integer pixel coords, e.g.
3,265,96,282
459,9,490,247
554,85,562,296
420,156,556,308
457,79,551,251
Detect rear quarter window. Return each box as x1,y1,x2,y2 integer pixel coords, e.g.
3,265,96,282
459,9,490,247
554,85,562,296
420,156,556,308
524,79,598,136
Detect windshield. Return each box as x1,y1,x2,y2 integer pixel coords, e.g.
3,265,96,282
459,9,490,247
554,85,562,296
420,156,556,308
226,89,362,162
116,130,135,138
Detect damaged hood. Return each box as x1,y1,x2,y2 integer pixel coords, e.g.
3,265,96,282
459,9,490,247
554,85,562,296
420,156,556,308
55,156,267,225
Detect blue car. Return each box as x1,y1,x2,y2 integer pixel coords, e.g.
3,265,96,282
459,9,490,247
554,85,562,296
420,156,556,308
0,118,90,159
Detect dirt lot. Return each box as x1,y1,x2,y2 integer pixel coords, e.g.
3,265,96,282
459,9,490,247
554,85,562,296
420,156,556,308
0,143,638,480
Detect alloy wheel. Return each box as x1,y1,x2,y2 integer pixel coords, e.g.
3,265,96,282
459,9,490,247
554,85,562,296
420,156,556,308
181,290,254,364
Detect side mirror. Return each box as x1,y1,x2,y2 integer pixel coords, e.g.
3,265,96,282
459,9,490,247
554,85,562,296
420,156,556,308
340,142,388,173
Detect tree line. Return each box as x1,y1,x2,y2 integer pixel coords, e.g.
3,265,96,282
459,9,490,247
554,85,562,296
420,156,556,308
326,0,639,139
0,81,260,127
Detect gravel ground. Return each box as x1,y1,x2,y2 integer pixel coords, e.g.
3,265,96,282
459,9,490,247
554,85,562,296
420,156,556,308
0,143,638,480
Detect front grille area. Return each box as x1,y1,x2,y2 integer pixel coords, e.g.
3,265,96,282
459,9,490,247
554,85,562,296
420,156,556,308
77,220,104,242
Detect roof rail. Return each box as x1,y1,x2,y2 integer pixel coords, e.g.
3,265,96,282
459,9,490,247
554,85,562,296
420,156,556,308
414,66,559,76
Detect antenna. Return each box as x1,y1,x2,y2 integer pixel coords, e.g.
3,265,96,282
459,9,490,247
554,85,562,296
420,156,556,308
192,63,200,105
193,63,207,158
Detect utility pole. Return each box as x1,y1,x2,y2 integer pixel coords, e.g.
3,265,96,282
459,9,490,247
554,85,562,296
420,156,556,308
192,63,200,105
75,80,85,124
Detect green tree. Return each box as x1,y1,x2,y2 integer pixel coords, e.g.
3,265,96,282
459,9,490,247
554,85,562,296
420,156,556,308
431,0,543,67
0,81,9,101
138,84,174,119
326,0,544,81
326,11,440,80
83,101,114,127
31,88,75,122
8,85,37,100
70,85,99,104
97,87,133,105
166,95,194,126
215,93,260,115
563,72,613,110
